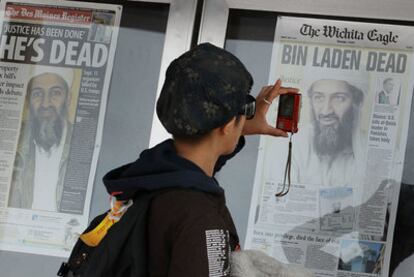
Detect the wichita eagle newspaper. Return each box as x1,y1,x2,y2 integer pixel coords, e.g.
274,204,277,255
0,0,121,257
245,17,414,277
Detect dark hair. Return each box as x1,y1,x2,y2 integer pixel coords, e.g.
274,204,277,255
173,115,243,143
173,132,211,143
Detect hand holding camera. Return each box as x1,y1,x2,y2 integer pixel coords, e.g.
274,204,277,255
242,79,300,137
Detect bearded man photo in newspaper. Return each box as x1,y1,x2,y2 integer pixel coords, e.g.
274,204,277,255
292,78,365,187
8,67,74,212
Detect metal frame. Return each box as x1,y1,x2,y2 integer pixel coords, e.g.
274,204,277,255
129,0,198,147
198,0,414,46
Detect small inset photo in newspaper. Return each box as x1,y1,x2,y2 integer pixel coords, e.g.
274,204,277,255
88,11,116,43
338,239,385,274
319,187,354,233
375,77,401,106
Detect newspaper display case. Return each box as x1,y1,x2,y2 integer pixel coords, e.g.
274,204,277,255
197,1,414,276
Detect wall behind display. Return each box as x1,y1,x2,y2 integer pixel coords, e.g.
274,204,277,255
0,3,169,276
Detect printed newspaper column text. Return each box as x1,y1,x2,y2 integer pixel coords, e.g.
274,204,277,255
0,65,23,207
59,68,103,214
369,113,397,146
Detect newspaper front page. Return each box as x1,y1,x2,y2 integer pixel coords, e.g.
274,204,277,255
245,17,414,277
0,0,121,257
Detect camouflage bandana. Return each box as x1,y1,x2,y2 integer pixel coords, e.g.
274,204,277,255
156,43,253,136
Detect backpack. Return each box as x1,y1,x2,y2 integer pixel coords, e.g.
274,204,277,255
57,191,160,277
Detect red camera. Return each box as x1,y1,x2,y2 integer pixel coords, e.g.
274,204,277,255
276,93,301,133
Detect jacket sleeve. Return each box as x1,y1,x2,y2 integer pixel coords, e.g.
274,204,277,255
214,136,245,174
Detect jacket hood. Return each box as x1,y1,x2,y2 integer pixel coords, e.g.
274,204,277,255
103,139,224,200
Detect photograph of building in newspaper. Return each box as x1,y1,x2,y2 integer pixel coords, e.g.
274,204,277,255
338,240,385,274
319,187,354,233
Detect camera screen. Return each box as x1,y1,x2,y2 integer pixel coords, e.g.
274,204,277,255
278,94,294,118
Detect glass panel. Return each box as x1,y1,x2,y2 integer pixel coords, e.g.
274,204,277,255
220,9,414,277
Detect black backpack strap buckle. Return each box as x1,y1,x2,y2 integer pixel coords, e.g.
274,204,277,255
57,262,70,276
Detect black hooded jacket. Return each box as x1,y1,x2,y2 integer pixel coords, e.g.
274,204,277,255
103,138,244,277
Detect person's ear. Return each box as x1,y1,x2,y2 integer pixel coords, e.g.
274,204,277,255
65,86,72,108
220,117,237,136
67,92,71,105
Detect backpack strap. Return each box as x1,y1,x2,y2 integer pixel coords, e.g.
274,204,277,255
80,198,133,247
58,211,108,277
58,191,162,277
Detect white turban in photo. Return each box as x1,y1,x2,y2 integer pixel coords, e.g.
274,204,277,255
28,66,75,88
